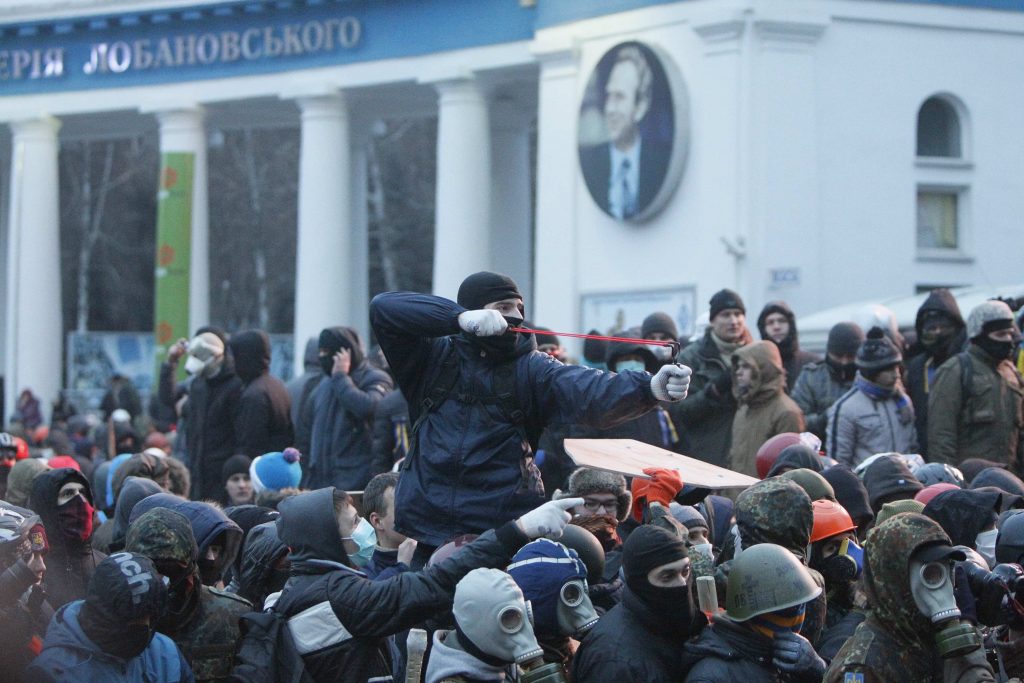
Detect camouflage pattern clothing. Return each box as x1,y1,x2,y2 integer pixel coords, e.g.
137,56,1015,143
126,508,252,682
824,512,994,683
715,478,827,647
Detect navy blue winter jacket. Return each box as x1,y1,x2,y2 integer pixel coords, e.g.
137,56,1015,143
370,292,659,546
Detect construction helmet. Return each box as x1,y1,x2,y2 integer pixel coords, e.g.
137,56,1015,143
810,500,857,543
755,433,802,480
726,543,821,622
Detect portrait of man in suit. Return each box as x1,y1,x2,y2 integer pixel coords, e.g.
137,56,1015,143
578,43,675,222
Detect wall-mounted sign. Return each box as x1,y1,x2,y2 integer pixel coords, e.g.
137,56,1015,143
578,41,689,223
580,286,697,340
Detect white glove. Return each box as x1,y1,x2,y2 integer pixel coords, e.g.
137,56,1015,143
651,364,692,401
458,309,509,337
515,498,583,540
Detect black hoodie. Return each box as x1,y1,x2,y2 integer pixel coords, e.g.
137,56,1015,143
923,488,1002,548
757,300,822,393
906,289,967,457
228,330,294,459
29,468,106,609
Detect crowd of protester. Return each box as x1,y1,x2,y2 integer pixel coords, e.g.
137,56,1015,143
2,272,1024,682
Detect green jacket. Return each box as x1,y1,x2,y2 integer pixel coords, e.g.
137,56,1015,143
927,345,1024,473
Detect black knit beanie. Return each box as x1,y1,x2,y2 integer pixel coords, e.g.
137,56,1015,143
709,289,745,321
827,322,865,356
642,312,679,340
457,272,522,311
863,456,923,512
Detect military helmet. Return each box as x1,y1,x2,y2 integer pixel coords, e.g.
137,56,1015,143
726,543,821,621
912,462,965,488
997,511,1024,565
557,524,606,586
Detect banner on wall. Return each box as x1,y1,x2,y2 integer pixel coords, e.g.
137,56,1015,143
152,152,193,385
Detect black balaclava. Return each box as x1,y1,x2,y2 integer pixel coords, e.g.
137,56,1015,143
456,271,529,359
318,326,365,376
78,552,168,661
622,525,692,637
228,330,271,384
825,322,865,382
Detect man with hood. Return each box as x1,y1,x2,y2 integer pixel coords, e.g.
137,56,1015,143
370,272,690,562
228,330,294,460
130,494,243,588
5,457,50,508
161,329,244,501
793,322,865,440
126,509,251,682
922,488,1003,568
573,525,702,682
906,289,966,457
29,468,105,609
269,485,582,682
757,300,821,394
232,521,289,610
102,476,162,554
727,340,805,477
862,454,924,516
1,431,30,500
0,501,52,679
826,327,918,466
824,513,996,682
306,326,393,490
929,300,1024,472
27,551,194,682
669,288,752,465
808,500,867,661
821,465,874,539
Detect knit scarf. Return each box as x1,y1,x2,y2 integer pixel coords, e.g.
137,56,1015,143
711,331,746,367
855,374,914,425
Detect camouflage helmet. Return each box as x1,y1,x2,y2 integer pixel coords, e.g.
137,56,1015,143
126,508,198,564
725,543,821,622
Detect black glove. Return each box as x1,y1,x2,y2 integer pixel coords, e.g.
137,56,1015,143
772,631,826,680
953,563,979,625
709,370,732,400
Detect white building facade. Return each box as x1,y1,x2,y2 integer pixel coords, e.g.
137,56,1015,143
2,0,1023,416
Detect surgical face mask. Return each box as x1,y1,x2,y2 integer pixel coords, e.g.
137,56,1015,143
184,355,206,375
555,579,599,638
615,360,647,374
648,344,672,361
342,518,376,568
975,529,998,569
454,568,544,665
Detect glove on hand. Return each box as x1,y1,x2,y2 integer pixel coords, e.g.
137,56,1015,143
710,369,732,400
458,309,508,337
631,468,684,523
772,631,826,679
516,498,583,540
650,364,692,401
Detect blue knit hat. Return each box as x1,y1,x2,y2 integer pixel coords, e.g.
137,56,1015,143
250,448,302,494
507,538,593,639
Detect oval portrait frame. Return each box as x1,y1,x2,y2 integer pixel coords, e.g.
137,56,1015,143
577,40,690,224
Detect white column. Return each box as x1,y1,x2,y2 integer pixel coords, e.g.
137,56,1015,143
349,125,370,346
4,117,63,421
294,94,351,375
155,108,209,332
490,102,534,306
432,77,492,299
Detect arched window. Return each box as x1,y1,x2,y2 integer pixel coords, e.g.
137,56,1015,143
916,96,961,158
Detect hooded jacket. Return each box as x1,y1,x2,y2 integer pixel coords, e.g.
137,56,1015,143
307,327,394,490
757,300,822,394
5,458,49,508
669,327,753,465
728,342,805,478
826,377,919,467
971,467,1024,497
26,600,193,683
765,445,823,478
928,344,1024,473
824,514,973,683
130,494,243,587
424,631,509,683
370,292,660,547
228,331,294,460
922,488,1002,548
235,521,289,609
106,476,163,553
271,487,531,683
126,509,251,682
682,614,781,682
862,456,924,513
906,290,966,457
573,585,691,683
821,466,874,530
29,469,106,610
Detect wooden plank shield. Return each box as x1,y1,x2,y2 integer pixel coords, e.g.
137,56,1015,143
563,439,760,488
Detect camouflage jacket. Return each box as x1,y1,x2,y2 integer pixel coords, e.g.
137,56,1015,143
175,585,252,682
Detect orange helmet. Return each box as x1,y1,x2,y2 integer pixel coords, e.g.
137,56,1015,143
810,499,857,543
755,432,802,479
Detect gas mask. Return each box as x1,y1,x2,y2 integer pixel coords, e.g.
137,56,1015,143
453,568,544,666
817,538,864,586
976,529,998,569
555,579,599,638
508,539,598,640
341,518,376,569
909,556,981,657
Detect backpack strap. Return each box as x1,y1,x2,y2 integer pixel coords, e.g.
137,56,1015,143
959,351,973,397
402,344,460,471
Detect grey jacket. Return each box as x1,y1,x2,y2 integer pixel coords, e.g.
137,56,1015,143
792,361,854,440
826,386,918,467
